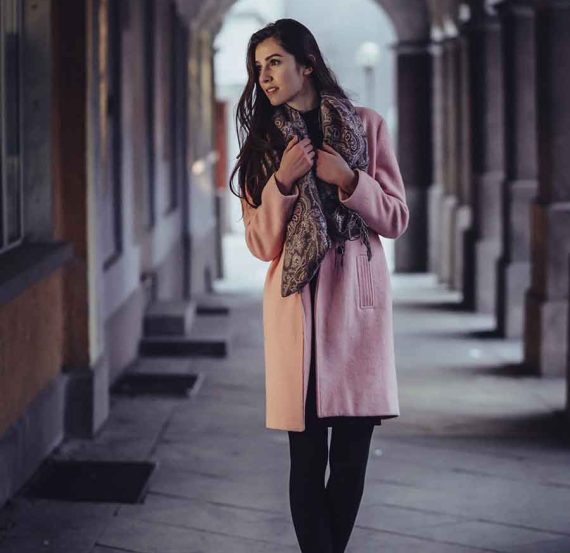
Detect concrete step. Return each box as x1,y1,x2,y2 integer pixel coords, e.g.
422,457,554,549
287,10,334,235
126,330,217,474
194,292,231,316
143,300,197,337
139,314,230,358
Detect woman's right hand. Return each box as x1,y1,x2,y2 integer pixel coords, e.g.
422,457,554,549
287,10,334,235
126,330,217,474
275,136,315,192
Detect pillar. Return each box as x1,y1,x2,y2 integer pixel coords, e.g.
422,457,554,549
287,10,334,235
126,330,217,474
439,35,461,287
454,25,475,304
496,0,537,338
466,9,506,314
393,40,432,272
524,0,570,379
428,36,446,278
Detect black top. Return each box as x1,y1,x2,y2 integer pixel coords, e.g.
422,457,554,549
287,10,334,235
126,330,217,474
299,105,323,149
301,105,322,295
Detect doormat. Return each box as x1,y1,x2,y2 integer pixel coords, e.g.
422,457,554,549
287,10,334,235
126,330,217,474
111,372,199,397
23,459,157,503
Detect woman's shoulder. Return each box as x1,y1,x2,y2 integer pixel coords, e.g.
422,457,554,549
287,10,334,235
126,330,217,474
353,105,385,134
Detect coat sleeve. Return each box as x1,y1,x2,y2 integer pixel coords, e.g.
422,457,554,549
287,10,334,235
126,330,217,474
240,173,299,262
337,115,409,239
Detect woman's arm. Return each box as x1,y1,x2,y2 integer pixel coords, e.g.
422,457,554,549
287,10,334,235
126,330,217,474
241,173,299,261
338,115,409,239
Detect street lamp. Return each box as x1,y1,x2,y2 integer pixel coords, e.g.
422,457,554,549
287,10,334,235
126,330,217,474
355,41,380,108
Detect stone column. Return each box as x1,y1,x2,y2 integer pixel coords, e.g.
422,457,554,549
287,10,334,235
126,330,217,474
443,35,462,290
495,0,537,338
56,0,109,437
393,40,432,272
428,37,445,277
524,0,570,379
454,26,475,304
466,10,506,314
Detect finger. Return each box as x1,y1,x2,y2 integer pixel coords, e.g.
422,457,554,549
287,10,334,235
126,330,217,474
285,136,299,152
322,143,336,153
299,137,312,146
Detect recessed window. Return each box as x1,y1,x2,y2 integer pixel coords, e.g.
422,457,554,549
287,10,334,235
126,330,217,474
0,0,23,255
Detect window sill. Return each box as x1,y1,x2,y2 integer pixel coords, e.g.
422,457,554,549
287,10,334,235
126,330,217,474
0,241,74,306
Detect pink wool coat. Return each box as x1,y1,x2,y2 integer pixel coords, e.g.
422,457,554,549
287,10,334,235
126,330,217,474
241,107,409,432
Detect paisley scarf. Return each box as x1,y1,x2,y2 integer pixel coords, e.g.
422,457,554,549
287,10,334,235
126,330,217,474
272,93,372,298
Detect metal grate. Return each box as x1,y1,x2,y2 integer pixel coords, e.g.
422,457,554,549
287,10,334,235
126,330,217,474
111,372,199,397
23,459,157,504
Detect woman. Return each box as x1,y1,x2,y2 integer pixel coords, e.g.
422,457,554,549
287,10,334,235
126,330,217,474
229,18,409,553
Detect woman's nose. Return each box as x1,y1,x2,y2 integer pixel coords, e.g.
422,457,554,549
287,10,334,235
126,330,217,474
261,68,271,82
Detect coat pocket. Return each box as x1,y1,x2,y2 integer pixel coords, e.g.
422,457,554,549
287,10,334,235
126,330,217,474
356,254,375,309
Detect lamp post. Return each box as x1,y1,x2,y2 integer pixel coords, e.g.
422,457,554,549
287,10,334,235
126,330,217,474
355,41,380,107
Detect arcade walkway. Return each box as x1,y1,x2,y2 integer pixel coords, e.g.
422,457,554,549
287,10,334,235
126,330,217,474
0,236,568,553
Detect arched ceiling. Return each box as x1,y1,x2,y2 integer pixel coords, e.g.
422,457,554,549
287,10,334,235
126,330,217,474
376,0,432,41
176,0,438,41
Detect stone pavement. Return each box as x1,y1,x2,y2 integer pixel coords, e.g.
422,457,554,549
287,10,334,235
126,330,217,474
0,234,569,553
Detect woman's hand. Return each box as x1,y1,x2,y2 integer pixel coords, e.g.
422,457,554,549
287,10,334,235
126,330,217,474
275,136,315,192
316,143,358,196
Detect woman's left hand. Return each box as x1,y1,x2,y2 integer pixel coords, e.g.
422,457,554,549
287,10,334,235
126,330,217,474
315,143,358,197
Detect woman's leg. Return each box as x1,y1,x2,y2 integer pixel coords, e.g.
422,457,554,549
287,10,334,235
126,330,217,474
326,421,374,553
287,329,333,553
288,425,332,553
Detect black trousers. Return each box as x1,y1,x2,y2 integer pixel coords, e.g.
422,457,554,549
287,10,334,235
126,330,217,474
287,357,374,553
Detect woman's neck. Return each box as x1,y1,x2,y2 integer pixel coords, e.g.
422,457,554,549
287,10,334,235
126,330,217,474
286,83,320,113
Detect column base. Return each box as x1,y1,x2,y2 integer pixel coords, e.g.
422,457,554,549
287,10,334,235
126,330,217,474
475,238,501,314
473,170,503,314
439,193,458,286
462,223,477,310
496,258,530,338
395,186,428,273
428,184,444,275
64,356,109,438
524,291,568,377
453,204,472,293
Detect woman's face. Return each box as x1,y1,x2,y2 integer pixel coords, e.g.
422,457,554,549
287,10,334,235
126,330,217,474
254,37,312,108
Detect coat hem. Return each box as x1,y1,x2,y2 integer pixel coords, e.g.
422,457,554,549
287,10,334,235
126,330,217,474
265,412,399,432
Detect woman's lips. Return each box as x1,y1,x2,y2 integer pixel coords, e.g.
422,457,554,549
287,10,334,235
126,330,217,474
266,87,279,96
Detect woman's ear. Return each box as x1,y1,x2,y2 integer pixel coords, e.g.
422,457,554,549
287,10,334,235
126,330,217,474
304,54,316,75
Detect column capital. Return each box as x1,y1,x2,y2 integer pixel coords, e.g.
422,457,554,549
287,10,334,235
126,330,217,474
459,10,501,31
494,0,536,16
390,39,432,56
534,0,570,8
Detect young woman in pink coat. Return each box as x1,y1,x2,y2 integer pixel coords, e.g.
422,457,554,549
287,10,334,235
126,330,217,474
229,18,409,553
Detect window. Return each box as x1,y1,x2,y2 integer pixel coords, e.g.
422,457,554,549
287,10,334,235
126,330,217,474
0,0,23,254
98,0,123,268
144,0,155,228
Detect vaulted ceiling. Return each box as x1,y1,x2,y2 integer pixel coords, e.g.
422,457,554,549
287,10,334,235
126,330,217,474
175,0,464,41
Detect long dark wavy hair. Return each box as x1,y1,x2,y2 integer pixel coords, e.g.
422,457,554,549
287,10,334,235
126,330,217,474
229,18,351,209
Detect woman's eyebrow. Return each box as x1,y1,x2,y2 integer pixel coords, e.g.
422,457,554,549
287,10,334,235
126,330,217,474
255,53,283,65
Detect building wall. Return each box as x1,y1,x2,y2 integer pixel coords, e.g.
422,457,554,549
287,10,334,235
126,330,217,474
95,0,189,381
0,271,64,435
0,0,204,509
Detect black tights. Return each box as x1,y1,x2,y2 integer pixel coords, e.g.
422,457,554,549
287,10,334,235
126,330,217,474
287,362,374,553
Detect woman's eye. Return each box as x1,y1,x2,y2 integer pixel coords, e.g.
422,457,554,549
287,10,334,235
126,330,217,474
271,59,279,65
